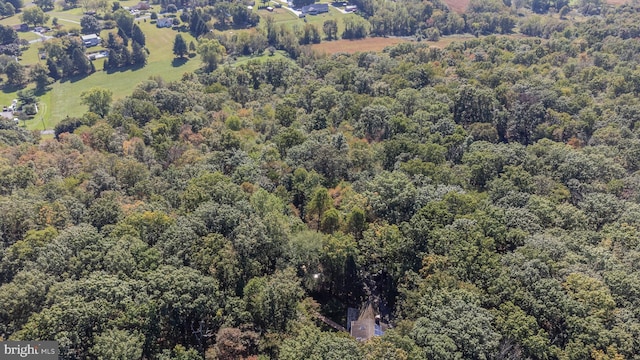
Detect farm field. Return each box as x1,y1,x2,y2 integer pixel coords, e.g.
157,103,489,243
310,34,526,55
311,37,411,54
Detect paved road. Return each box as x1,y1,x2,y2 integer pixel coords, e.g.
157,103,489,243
58,18,80,24
1,111,15,119
331,5,350,14
28,31,53,43
272,0,302,16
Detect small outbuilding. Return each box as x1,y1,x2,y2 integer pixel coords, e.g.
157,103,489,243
12,23,28,32
347,304,387,342
133,1,151,10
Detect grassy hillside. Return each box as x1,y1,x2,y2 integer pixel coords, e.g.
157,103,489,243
0,0,372,130
0,17,204,130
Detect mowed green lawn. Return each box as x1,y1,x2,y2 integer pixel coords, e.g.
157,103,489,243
218,5,359,49
0,14,202,130
46,24,200,129
257,5,356,35
0,2,367,130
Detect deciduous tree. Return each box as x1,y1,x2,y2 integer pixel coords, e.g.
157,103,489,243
81,87,113,117
80,15,101,34
323,19,338,41
20,6,48,26
197,38,226,72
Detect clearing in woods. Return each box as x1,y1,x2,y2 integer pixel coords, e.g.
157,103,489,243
442,0,470,14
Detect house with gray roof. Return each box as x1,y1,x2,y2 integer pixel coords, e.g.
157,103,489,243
301,3,329,14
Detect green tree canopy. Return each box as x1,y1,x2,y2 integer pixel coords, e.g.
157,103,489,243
81,87,113,117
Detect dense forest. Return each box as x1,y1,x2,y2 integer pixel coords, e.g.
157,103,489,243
3,2,640,359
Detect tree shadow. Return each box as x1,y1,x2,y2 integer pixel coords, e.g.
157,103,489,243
59,72,93,84
2,84,26,94
33,86,52,97
172,57,188,67
69,73,92,83
104,63,147,74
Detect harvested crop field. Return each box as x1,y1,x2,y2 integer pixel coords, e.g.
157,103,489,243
311,37,411,54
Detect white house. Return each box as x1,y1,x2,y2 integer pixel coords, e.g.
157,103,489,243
81,34,101,47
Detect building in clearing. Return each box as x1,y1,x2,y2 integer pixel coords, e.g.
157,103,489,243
301,3,329,14
133,1,151,10
348,304,386,342
81,34,101,47
156,18,173,28
12,23,28,32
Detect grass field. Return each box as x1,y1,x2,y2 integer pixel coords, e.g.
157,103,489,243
0,14,201,130
17,31,41,41
0,1,369,130
43,23,200,129
256,4,358,37
211,6,357,46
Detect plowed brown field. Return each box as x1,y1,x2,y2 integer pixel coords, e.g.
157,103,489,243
311,37,410,54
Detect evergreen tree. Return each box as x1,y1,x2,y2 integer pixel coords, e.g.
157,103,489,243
117,27,129,47
173,34,188,58
131,41,147,66
121,46,131,66
46,57,61,80
131,24,145,47
72,47,92,75
106,49,118,70
189,10,207,37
